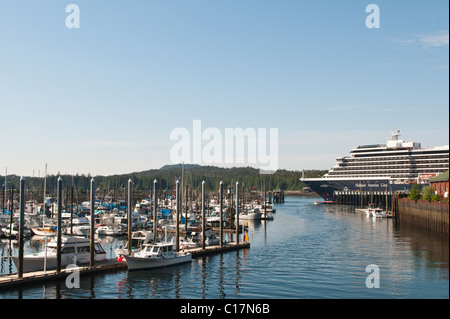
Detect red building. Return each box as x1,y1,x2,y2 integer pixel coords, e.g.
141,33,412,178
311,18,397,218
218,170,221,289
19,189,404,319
430,170,449,199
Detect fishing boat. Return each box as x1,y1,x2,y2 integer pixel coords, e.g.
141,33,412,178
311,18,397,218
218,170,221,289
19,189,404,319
11,236,107,273
115,230,154,259
96,225,125,236
124,242,192,271
239,208,262,220
63,217,91,236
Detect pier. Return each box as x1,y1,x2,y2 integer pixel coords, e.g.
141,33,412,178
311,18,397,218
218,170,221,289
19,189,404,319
332,190,401,216
0,176,265,290
0,241,250,290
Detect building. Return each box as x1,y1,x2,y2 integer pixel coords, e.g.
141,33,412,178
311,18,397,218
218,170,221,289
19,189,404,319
430,170,449,199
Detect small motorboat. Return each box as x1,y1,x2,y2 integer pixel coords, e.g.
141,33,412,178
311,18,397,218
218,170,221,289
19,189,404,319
239,208,262,220
124,242,192,271
96,225,125,236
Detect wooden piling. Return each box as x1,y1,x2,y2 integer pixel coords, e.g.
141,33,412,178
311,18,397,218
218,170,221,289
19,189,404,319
202,181,206,250
127,179,133,255
18,177,25,278
153,179,158,243
89,178,95,267
56,177,63,273
236,181,239,245
175,180,180,252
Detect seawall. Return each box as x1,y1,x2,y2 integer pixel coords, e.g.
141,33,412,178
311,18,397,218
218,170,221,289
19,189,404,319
398,198,449,234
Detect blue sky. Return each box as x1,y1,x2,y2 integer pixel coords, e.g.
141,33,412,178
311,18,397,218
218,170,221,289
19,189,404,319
0,0,448,176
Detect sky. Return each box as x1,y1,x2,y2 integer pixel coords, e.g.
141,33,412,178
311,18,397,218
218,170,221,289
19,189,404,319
0,0,448,177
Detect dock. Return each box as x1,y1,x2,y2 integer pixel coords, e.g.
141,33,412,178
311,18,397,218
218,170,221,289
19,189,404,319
0,241,249,290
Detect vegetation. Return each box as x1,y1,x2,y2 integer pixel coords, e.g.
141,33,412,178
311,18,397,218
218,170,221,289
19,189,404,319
431,193,442,203
0,165,328,194
408,183,421,201
421,186,434,201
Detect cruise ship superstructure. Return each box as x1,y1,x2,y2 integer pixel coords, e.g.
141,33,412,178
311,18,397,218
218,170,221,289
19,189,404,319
300,130,449,202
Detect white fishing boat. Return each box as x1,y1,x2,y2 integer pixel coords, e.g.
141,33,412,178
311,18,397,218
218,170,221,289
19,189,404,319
63,217,91,236
370,207,387,218
239,208,262,220
115,230,154,259
11,236,107,273
124,242,192,271
96,225,125,236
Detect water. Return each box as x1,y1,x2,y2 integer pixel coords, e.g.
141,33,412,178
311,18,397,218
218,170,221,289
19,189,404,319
0,196,448,299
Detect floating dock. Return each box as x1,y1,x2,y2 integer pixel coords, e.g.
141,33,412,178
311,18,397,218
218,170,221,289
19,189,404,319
0,241,249,290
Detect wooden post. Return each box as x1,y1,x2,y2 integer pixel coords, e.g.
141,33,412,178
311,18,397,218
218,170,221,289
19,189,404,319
127,179,133,255
219,181,223,247
153,180,158,243
236,181,240,245
56,177,63,273
201,181,206,250
90,178,95,267
175,180,180,252
18,177,25,278
184,184,188,233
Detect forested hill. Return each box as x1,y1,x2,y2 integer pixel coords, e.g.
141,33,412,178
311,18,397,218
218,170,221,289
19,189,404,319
1,166,327,192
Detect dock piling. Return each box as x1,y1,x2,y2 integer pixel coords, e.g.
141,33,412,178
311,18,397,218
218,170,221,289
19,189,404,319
90,178,95,267
56,177,63,273
127,179,132,255
236,181,239,245
219,181,223,247
175,180,180,252
202,181,206,250
18,176,25,278
153,179,158,243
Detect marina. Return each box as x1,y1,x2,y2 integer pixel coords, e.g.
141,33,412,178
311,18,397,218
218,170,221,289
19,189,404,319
0,195,447,299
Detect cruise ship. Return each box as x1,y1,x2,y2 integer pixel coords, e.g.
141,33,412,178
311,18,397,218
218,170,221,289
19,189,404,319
300,130,449,202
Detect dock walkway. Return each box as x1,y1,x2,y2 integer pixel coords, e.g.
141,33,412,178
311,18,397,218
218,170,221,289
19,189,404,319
0,242,249,290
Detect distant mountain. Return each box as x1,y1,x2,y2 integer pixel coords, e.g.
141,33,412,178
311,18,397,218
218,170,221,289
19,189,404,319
159,164,201,171
1,165,327,192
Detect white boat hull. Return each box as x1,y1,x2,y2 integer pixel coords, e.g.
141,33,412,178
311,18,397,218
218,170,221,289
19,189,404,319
11,253,106,273
125,253,192,271
239,212,262,220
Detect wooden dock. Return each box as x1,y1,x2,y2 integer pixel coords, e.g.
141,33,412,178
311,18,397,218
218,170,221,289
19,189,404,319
0,242,249,290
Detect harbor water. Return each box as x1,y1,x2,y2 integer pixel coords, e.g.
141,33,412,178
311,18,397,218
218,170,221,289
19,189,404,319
0,196,448,299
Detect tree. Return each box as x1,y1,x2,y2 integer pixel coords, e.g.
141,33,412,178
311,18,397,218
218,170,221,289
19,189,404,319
431,193,442,203
408,183,421,201
421,186,434,201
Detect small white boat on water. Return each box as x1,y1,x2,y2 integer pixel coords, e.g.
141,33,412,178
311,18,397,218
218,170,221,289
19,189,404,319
11,236,107,273
239,208,262,220
356,204,387,218
96,225,125,236
124,242,192,271
31,225,57,237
